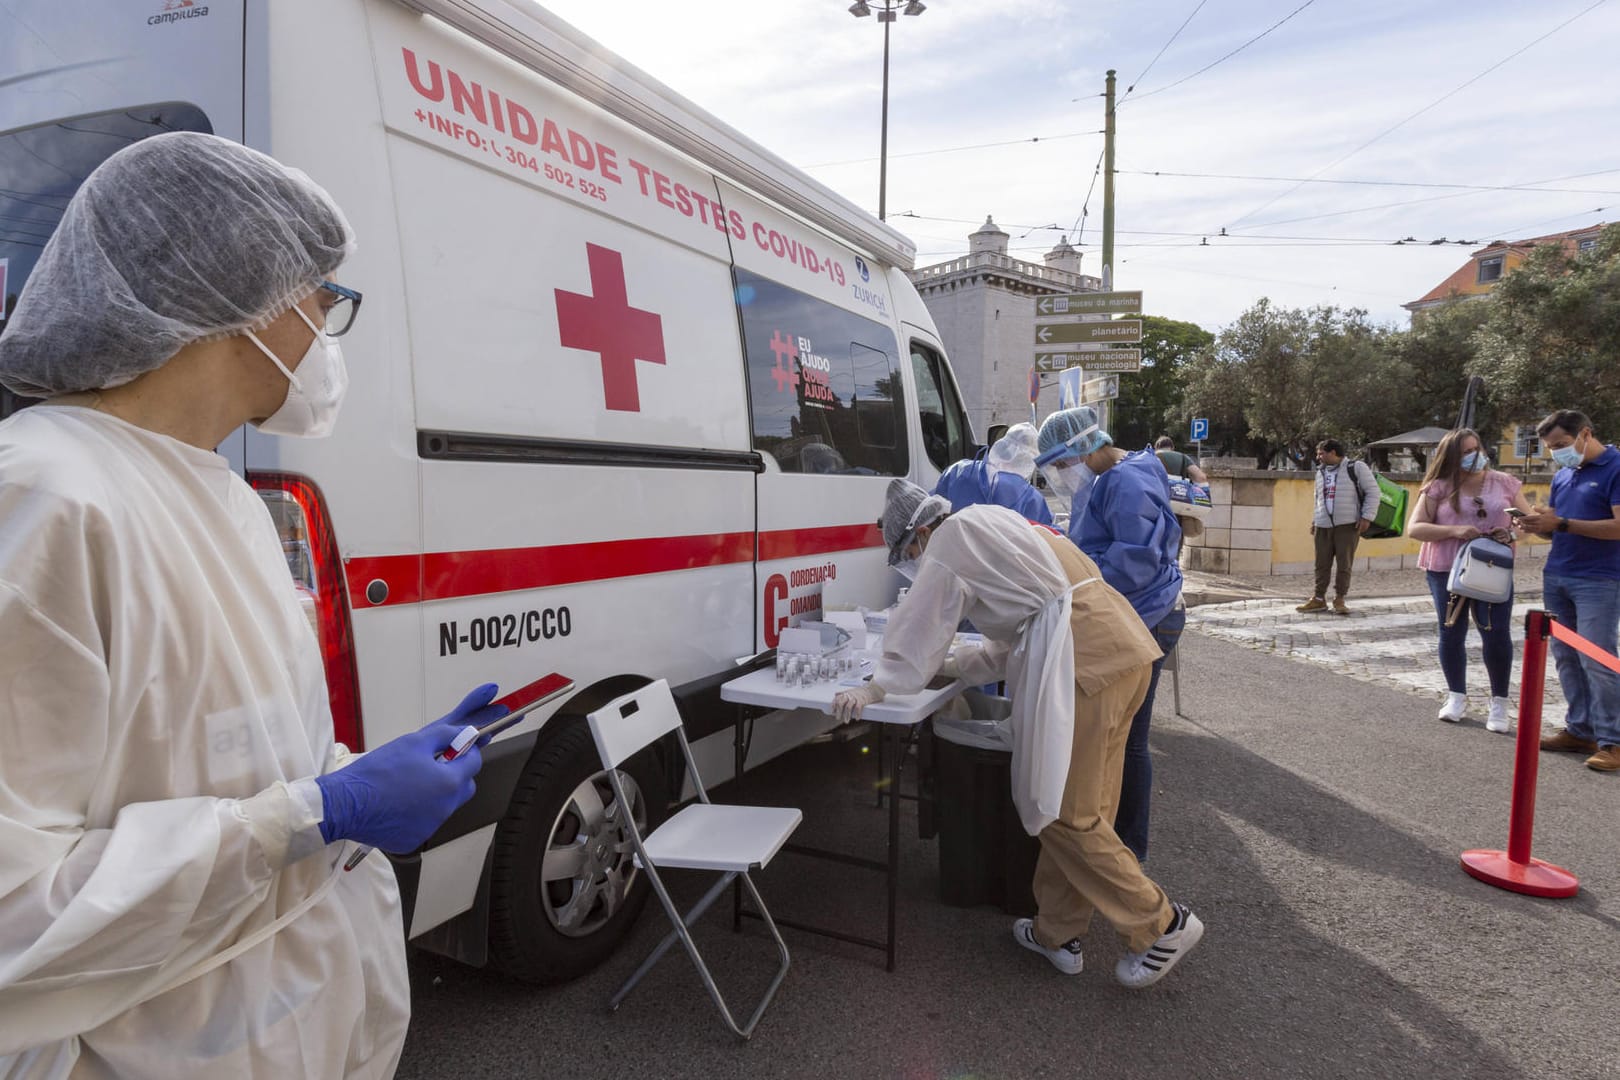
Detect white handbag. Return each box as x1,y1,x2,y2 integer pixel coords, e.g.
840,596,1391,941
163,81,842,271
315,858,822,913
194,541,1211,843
1445,537,1514,628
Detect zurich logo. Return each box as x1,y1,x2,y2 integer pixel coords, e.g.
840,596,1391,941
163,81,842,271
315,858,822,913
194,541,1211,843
854,256,870,283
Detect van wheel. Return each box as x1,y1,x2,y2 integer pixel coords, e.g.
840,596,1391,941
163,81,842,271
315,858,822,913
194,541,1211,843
488,718,667,983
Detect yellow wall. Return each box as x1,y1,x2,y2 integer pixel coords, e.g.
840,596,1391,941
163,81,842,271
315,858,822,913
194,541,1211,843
1497,422,1540,468
1271,474,1550,565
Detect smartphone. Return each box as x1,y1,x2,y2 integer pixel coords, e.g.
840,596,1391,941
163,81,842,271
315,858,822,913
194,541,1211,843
440,673,574,760
1505,507,1528,519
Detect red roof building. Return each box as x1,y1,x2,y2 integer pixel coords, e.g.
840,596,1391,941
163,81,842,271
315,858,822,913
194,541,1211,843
1403,224,1606,316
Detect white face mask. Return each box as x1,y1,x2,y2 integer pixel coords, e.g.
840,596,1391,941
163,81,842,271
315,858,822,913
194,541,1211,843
894,558,921,583
245,304,348,438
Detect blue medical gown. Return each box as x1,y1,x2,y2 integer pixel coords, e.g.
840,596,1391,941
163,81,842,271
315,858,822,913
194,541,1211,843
934,457,1054,525
1069,450,1183,627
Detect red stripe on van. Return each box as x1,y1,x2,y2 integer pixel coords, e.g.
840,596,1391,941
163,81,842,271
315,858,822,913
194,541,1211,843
758,523,883,560
346,531,752,608
344,524,883,608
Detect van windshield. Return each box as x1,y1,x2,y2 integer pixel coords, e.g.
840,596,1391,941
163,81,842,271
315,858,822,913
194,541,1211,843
0,103,212,416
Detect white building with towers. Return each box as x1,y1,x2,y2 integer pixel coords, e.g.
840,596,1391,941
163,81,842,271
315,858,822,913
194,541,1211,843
907,216,1100,437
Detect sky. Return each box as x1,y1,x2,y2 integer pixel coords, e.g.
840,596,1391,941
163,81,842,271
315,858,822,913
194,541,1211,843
538,0,1620,335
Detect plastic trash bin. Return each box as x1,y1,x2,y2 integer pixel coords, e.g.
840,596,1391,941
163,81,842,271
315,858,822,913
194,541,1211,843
927,693,1040,917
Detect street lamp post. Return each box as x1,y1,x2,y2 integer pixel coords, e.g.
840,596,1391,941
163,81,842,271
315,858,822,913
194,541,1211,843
848,1,926,221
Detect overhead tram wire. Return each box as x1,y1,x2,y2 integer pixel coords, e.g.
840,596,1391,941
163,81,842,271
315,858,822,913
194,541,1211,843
1470,206,1611,243
1120,167,1620,196
1122,0,1320,104
1071,148,1105,242
893,211,1477,246
1060,0,1206,246
1226,0,1613,229
1241,166,1620,230
801,129,1101,170
1121,0,1209,98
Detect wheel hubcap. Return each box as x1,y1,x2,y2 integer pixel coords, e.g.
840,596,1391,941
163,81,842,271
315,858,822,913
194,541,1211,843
540,769,646,938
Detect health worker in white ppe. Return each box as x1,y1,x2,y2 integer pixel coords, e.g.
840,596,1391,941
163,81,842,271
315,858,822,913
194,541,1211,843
0,132,505,1078
931,422,1054,526
832,480,1206,988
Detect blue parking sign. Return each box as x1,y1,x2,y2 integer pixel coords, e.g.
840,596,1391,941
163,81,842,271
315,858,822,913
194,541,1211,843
1191,417,1209,441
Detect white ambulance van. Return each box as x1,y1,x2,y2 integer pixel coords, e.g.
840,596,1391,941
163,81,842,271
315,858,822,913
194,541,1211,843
0,0,976,981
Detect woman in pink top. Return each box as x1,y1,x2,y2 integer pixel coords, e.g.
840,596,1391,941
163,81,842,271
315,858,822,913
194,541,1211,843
1407,428,1536,732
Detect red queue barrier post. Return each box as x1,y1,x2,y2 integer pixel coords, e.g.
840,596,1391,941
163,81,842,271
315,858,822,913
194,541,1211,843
1460,609,1580,898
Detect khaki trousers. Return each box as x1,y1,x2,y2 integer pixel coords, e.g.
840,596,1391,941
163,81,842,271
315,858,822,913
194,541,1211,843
1313,523,1360,600
1032,662,1173,955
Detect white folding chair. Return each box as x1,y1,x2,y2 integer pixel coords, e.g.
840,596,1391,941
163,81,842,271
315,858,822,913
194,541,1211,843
585,679,801,1041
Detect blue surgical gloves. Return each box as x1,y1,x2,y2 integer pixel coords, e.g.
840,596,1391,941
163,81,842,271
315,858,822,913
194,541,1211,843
314,683,509,854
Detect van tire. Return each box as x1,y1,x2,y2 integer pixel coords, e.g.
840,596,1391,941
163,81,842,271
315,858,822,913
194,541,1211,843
487,717,667,983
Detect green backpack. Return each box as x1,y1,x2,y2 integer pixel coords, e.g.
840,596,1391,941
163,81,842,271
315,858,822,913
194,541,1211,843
1349,460,1409,540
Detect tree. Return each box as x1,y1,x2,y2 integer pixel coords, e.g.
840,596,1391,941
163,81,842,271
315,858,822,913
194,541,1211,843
1389,299,1491,429
1111,314,1213,450
1475,223,1620,436
1181,299,1403,467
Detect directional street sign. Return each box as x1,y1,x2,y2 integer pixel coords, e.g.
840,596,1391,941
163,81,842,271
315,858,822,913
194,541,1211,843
1033,349,1142,373
1035,291,1143,317
1034,319,1142,346
1078,374,1120,405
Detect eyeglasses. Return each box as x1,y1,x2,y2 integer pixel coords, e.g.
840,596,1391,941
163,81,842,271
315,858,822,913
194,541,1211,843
317,280,363,337
1472,496,1486,520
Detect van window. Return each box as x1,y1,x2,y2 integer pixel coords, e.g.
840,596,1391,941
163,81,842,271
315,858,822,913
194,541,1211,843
737,267,907,476
0,103,213,419
910,341,972,470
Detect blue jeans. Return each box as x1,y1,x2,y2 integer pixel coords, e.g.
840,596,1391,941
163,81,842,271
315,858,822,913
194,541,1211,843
1543,574,1620,748
1114,606,1185,863
1424,571,1514,697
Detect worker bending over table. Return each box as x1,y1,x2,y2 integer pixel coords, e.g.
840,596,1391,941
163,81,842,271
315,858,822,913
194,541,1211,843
832,480,1205,987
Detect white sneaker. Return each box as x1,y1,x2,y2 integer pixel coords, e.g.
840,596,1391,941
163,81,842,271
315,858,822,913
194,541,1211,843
1438,692,1468,723
1486,697,1513,733
1012,918,1083,975
1117,903,1204,989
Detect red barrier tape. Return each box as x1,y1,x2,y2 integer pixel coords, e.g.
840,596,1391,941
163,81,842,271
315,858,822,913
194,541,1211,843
1547,620,1620,676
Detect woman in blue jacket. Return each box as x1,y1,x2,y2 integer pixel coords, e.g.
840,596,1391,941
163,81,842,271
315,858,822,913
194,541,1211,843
1037,407,1183,863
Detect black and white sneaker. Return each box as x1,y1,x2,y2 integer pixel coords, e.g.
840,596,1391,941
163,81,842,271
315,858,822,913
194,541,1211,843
1115,903,1204,989
1012,917,1084,975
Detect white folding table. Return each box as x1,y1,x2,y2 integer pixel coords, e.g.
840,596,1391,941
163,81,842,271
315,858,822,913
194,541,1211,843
719,665,966,971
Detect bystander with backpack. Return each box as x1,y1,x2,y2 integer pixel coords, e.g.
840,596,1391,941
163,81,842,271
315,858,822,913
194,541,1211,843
1297,439,1380,615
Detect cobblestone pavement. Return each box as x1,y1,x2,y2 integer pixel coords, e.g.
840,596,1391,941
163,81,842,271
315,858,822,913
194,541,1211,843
1188,594,1570,724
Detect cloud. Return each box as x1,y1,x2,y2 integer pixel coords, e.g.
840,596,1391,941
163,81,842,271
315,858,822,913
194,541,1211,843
540,0,1620,331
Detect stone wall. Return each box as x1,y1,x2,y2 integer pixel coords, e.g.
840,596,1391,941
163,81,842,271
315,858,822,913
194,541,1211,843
1185,468,1552,576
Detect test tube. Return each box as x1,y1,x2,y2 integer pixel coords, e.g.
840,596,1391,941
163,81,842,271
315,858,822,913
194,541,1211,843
776,654,787,681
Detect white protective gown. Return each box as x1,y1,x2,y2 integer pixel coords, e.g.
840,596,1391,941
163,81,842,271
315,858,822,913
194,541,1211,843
873,505,1095,835
0,407,408,1079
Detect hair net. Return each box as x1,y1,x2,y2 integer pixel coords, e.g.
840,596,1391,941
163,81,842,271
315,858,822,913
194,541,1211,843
0,131,355,398
987,422,1039,477
1036,406,1112,464
879,479,951,565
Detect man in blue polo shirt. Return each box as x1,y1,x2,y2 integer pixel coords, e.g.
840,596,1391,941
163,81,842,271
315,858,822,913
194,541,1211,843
1520,409,1620,772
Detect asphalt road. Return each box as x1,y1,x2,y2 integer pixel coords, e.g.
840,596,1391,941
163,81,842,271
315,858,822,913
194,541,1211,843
397,628,1620,1080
